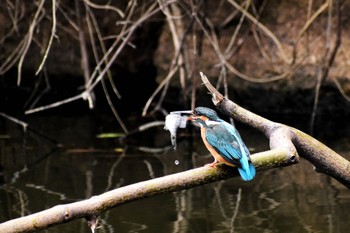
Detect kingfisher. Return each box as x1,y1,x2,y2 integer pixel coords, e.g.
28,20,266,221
188,107,256,181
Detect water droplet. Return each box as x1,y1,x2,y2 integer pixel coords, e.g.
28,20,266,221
175,160,179,165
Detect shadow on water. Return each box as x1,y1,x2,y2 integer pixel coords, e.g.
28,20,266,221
0,113,350,233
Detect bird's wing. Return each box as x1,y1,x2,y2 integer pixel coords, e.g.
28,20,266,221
204,123,243,165
221,121,250,157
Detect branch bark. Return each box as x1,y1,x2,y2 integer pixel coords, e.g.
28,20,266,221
1,72,349,232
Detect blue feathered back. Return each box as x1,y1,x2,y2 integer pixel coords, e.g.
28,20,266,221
205,120,256,181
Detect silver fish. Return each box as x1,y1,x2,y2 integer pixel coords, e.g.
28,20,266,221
164,110,192,150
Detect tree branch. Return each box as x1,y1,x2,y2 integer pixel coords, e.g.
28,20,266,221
200,72,350,188
0,149,294,233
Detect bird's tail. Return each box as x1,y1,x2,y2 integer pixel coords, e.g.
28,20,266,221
238,159,256,181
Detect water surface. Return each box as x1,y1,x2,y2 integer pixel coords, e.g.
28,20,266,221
0,114,349,233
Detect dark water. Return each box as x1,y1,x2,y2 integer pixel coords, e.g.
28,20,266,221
0,114,349,233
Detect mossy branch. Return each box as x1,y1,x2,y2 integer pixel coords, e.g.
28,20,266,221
0,148,293,233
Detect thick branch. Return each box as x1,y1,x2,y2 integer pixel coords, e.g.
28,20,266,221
200,72,350,188
0,149,293,233
292,128,350,188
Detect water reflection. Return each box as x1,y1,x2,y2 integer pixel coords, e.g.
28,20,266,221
0,114,349,232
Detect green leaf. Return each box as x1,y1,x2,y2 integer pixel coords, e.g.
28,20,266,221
96,133,125,138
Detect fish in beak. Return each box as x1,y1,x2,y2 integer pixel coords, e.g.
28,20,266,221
164,110,192,150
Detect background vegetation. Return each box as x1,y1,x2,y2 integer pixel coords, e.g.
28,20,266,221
0,0,349,132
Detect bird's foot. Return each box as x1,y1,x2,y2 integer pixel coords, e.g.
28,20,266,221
205,161,218,169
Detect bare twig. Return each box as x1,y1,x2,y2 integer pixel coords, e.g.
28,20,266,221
85,6,121,99
17,0,45,86
76,0,95,109
142,0,195,115
0,40,26,75
35,0,57,75
310,0,341,133
25,93,85,114
121,121,165,142
292,1,329,63
332,78,350,102
194,8,290,84
142,66,179,116
224,0,250,56
86,1,160,92
227,0,290,64
85,0,136,90
0,112,28,130
25,1,163,115
57,3,79,31
24,69,51,109
83,0,125,18
101,79,128,133
85,4,127,132
159,0,186,89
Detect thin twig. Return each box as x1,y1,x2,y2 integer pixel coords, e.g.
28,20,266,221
310,0,341,133
0,40,26,75
194,9,290,84
86,2,160,92
76,0,95,109
85,0,137,98
162,1,187,90
17,0,45,86
148,1,195,114
57,3,79,31
227,0,290,64
83,0,125,18
224,0,250,56
25,93,85,114
24,69,51,109
86,9,121,98
292,1,328,63
25,0,163,115
0,112,28,130
35,0,57,75
85,4,127,132
332,78,350,102
142,66,179,116
101,79,129,133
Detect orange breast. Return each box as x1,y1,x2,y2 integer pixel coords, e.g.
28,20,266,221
200,127,233,166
